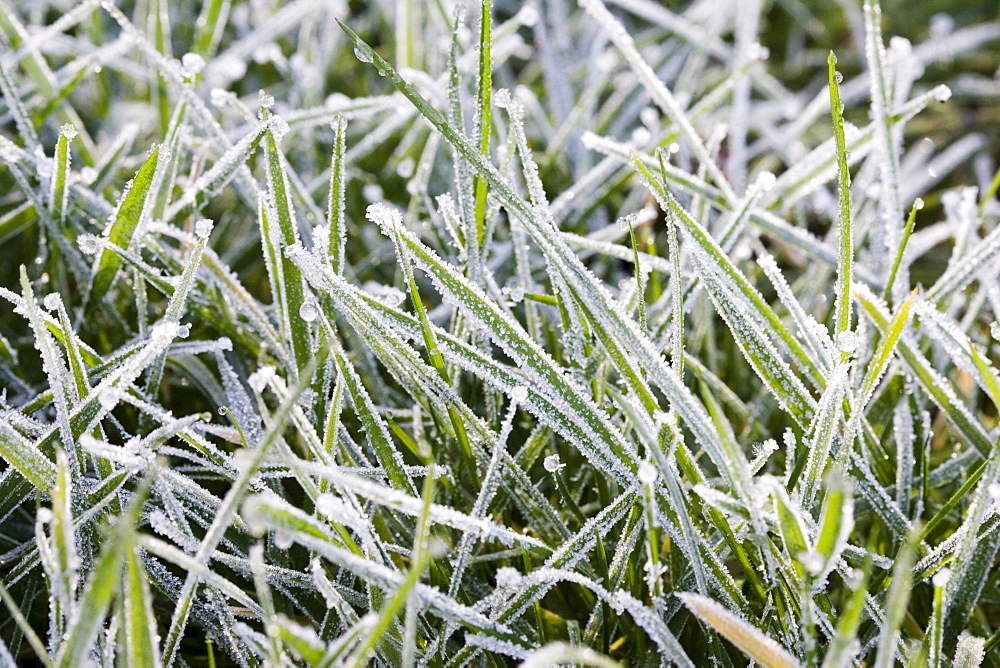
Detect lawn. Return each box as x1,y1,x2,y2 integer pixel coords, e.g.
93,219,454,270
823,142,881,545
1,0,1000,665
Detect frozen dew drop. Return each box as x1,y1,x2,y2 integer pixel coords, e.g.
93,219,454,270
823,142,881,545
991,321,1000,342
60,123,78,140
248,365,276,393
800,550,825,576
755,171,777,192
837,330,859,354
98,387,117,410
194,218,213,239
181,52,206,75
353,46,373,64
543,454,564,473
495,566,522,588
914,197,925,210
637,461,657,485
299,301,319,322
932,568,952,588
210,88,230,107
43,293,61,311
988,482,1000,500
316,493,345,518
259,90,275,109
362,183,384,202
934,85,952,103
36,507,54,523
747,42,769,61
79,236,100,255
270,116,290,142
177,324,191,338
396,157,415,178
494,88,512,110
510,385,529,403
273,532,293,550
79,166,97,184
428,536,449,558
517,5,539,27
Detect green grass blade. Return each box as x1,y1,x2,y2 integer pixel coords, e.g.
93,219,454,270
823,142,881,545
86,145,162,314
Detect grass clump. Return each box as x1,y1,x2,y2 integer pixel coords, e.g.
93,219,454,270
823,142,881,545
1,0,1000,665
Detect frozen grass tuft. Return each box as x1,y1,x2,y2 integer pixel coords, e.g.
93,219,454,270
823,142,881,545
1,0,1000,665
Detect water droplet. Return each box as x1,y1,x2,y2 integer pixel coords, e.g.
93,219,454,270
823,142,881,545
299,300,319,322
353,47,373,64
834,71,843,84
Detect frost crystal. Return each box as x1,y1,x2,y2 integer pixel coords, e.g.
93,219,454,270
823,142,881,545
510,386,529,403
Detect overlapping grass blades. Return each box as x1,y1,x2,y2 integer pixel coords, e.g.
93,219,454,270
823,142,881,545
1,0,999,666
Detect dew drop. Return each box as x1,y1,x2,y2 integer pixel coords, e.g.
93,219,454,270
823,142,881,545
834,71,844,84
353,47,373,64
